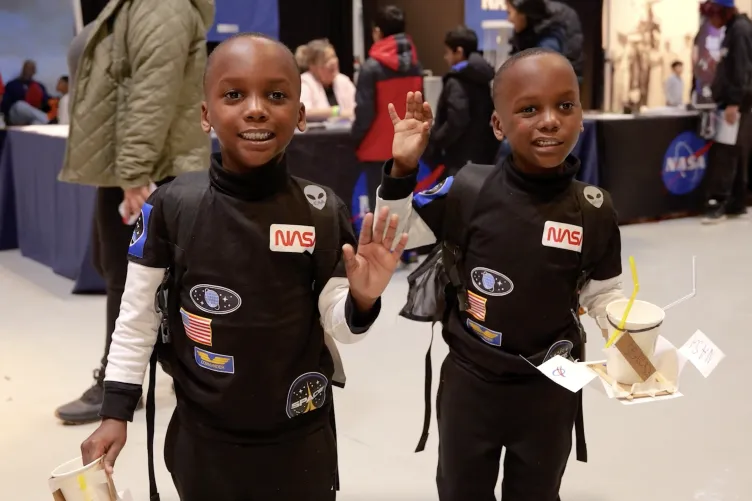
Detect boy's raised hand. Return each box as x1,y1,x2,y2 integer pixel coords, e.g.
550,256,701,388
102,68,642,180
343,207,409,311
388,91,433,175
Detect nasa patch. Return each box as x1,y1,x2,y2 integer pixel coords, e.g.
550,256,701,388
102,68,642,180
194,347,235,374
466,319,502,347
128,203,153,259
543,340,574,362
662,131,709,195
470,267,513,296
190,284,242,315
286,372,328,418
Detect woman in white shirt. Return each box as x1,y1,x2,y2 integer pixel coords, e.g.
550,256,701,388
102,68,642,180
299,39,356,121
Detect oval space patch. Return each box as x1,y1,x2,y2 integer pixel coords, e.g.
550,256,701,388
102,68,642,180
190,284,242,315
286,372,328,418
470,267,514,296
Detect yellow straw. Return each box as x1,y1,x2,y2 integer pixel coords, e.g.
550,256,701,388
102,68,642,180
605,256,639,348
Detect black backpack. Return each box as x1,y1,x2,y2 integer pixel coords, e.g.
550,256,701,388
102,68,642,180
144,175,345,500
400,163,610,461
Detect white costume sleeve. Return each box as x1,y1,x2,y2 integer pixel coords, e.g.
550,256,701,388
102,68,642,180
104,262,165,385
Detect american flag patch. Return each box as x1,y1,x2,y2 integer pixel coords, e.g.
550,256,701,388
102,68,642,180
180,307,212,346
467,291,487,321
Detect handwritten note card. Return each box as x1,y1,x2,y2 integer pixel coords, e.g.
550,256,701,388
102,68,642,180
679,330,725,378
538,355,597,393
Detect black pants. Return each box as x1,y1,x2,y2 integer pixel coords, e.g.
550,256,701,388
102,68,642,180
705,111,752,211
164,412,338,501
91,187,136,371
436,354,578,501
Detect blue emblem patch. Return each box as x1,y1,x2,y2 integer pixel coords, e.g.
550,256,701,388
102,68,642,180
128,203,153,259
189,284,242,315
194,347,235,374
661,132,709,195
414,177,454,208
470,267,514,296
286,372,328,418
543,340,574,362
466,319,502,347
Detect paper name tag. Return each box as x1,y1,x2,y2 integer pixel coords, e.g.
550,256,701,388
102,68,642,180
679,330,724,378
537,355,597,393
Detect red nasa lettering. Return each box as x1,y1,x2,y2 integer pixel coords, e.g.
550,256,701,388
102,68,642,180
541,221,583,252
545,227,582,246
274,230,315,247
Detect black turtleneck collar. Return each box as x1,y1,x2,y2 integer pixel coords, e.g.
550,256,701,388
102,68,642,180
502,154,580,197
209,152,289,201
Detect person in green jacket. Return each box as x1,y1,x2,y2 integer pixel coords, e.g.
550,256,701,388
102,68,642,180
55,0,215,425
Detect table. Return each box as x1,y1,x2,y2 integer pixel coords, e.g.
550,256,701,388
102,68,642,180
0,126,363,293
595,113,706,223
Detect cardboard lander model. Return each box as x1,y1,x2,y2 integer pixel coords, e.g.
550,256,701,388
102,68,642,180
534,257,725,404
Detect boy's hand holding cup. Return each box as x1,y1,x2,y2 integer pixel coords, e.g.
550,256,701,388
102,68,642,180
388,91,433,177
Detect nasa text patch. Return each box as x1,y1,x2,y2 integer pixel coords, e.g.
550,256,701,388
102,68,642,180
128,203,153,259
286,372,328,418
194,347,235,374
470,267,513,296
190,284,242,315
466,319,502,347
269,224,316,253
542,221,583,252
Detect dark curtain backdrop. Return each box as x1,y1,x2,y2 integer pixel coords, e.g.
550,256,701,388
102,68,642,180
279,0,355,78
559,0,605,110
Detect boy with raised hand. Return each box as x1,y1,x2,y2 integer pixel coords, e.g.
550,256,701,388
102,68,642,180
378,48,626,501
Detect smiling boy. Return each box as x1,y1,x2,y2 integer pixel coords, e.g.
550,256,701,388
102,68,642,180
80,33,408,501
378,48,626,500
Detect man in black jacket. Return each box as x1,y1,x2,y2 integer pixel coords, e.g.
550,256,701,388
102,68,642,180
507,0,584,81
701,0,752,222
424,26,498,177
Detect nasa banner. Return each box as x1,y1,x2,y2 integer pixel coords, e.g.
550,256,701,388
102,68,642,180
207,0,279,42
465,0,508,49
693,17,725,107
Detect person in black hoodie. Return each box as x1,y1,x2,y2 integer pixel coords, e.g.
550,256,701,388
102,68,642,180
507,0,584,81
700,0,752,223
424,26,498,177
353,5,423,213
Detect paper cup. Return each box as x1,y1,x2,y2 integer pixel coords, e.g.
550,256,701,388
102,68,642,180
49,456,115,501
605,300,665,384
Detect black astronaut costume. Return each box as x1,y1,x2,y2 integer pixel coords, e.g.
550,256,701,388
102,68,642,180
100,153,381,501
376,155,626,501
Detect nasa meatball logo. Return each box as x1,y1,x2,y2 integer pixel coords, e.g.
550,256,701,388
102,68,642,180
189,284,242,315
662,132,709,195
543,340,574,362
286,372,328,418
470,267,513,297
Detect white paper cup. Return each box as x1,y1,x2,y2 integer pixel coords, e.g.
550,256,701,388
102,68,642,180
605,299,665,384
49,456,115,501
